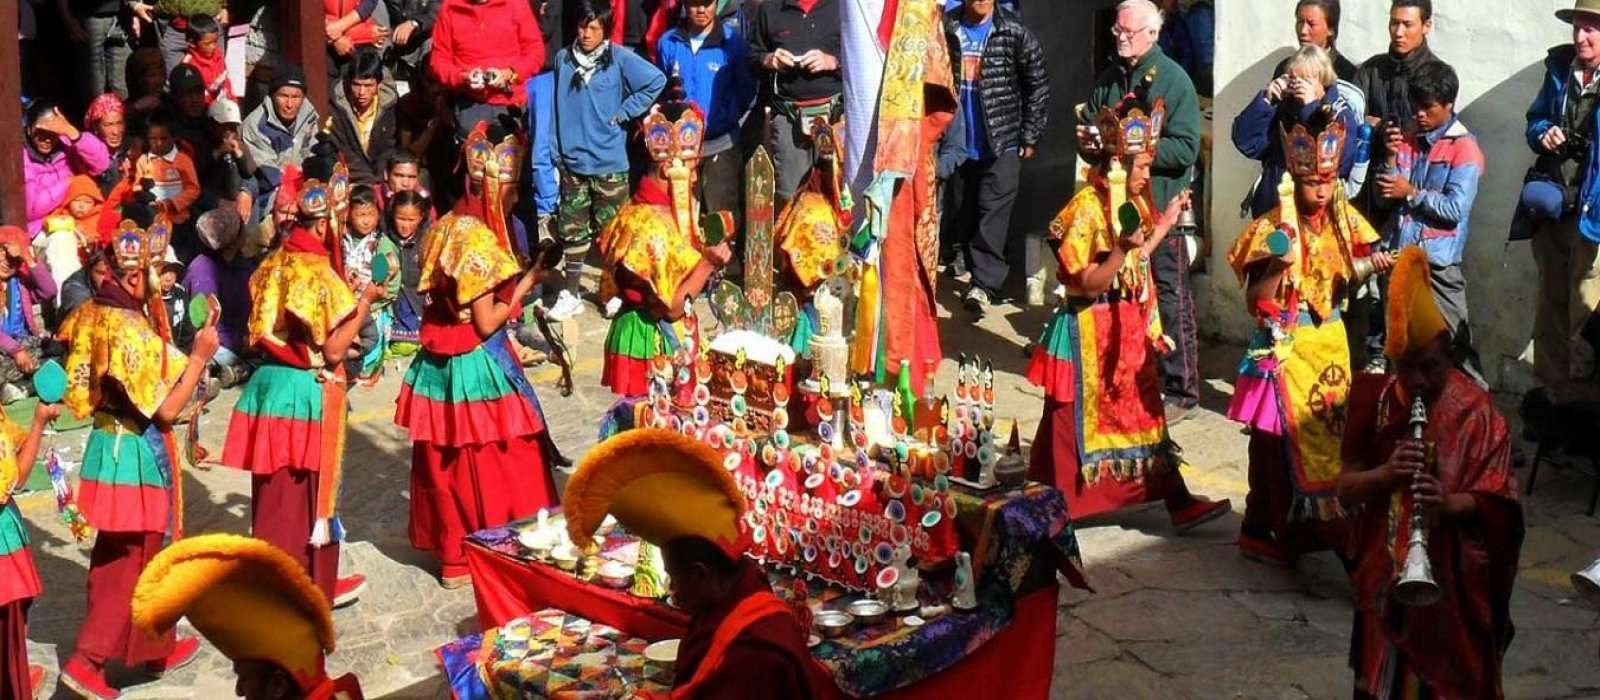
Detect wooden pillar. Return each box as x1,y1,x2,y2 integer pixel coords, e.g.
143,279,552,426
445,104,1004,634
0,0,24,226
281,0,330,115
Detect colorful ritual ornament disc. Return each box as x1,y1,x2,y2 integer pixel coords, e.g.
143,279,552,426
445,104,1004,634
32,359,67,404
921,510,942,528
874,542,895,565
884,500,906,523
840,490,862,508
876,565,900,589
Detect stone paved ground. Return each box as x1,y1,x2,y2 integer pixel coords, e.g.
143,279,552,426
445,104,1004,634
18,283,1600,699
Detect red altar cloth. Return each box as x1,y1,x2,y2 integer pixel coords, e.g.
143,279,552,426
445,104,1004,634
464,540,1059,698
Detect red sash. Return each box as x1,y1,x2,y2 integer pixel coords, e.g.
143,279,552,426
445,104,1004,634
670,592,793,699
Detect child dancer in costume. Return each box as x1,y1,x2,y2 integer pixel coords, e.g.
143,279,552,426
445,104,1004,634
395,120,562,588
221,165,383,608
598,102,732,397
1,404,59,699
1026,98,1231,530
775,117,850,354
133,533,365,700
1228,114,1381,566
59,218,219,699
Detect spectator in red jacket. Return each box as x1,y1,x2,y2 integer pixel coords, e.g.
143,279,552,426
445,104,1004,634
430,0,546,137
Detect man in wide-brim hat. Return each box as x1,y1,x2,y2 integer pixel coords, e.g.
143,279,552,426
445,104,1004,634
1521,0,1600,399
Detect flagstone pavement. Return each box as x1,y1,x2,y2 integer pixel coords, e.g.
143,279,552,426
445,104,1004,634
17,287,1600,699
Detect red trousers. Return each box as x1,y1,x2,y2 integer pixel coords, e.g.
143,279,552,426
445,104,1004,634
73,531,174,667
252,468,341,603
2,599,28,699
411,435,557,579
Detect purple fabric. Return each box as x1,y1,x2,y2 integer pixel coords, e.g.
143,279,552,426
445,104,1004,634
0,263,58,355
184,253,258,352
23,133,111,235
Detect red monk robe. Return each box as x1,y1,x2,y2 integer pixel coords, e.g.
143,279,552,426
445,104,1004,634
1341,370,1522,698
671,560,821,700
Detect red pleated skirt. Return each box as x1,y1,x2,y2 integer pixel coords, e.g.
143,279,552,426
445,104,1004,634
410,436,558,578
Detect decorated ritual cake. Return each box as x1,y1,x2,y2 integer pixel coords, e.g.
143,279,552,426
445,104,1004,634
706,330,797,431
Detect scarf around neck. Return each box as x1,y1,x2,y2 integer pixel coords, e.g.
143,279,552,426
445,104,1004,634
572,41,612,85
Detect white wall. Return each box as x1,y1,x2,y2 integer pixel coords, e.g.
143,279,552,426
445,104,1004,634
1209,0,1571,390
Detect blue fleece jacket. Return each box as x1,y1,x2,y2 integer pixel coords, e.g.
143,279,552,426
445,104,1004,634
1526,44,1600,243
656,20,755,143
552,44,667,176
524,72,559,216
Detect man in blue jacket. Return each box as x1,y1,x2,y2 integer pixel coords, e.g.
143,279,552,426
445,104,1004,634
657,0,757,226
1523,0,1600,391
550,1,667,319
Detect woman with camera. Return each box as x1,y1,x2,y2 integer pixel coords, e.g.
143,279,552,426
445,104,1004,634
1231,44,1360,219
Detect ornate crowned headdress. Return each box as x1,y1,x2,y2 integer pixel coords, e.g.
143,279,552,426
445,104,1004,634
297,161,349,221
1281,119,1346,182
113,218,171,271
642,103,706,166
1096,97,1166,160
464,120,525,185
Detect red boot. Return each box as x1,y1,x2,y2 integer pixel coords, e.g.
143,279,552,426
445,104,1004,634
1168,496,1233,532
60,657,118,700
142,635,201,676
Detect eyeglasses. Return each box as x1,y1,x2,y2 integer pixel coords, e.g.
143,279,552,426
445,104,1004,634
1111,25,1150,39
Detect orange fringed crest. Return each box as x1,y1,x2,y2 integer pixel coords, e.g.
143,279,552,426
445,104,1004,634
1385,246,1449,360
563,428,747,557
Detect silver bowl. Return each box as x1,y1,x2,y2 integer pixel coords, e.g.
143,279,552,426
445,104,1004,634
814,610,854,638
845,599,890,626
597,561,635,589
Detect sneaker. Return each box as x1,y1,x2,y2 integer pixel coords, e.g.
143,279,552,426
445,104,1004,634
28,663,45,700
1362,356,1388,375
547,290,585,321
333,574,367,608
948,257,969,280
962,287,990,316
1168,497,1232,532
142,635,201,676
0,383,26,405
61,658,118,699
1237,531,1296,569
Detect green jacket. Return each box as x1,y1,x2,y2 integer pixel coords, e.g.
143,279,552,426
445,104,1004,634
1082,46,1201,210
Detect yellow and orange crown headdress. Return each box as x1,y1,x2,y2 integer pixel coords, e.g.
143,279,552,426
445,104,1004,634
641,103,706,165
132,534,362,697
1281,118,1346,183
1096,97,1166,160
464,120,525,185
112,218,171,271
564,429,748,557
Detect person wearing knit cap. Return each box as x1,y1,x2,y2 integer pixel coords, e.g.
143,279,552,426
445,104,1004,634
394,118,564,588
242,64,321,225
58,217,221,699
564,429,822,699
1337,246,1523,699
221,163,384,611
187,207,259,388
131,533,365,699
84,93,131,197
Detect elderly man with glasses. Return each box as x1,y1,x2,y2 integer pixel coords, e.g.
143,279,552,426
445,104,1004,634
1076,0,1203,423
